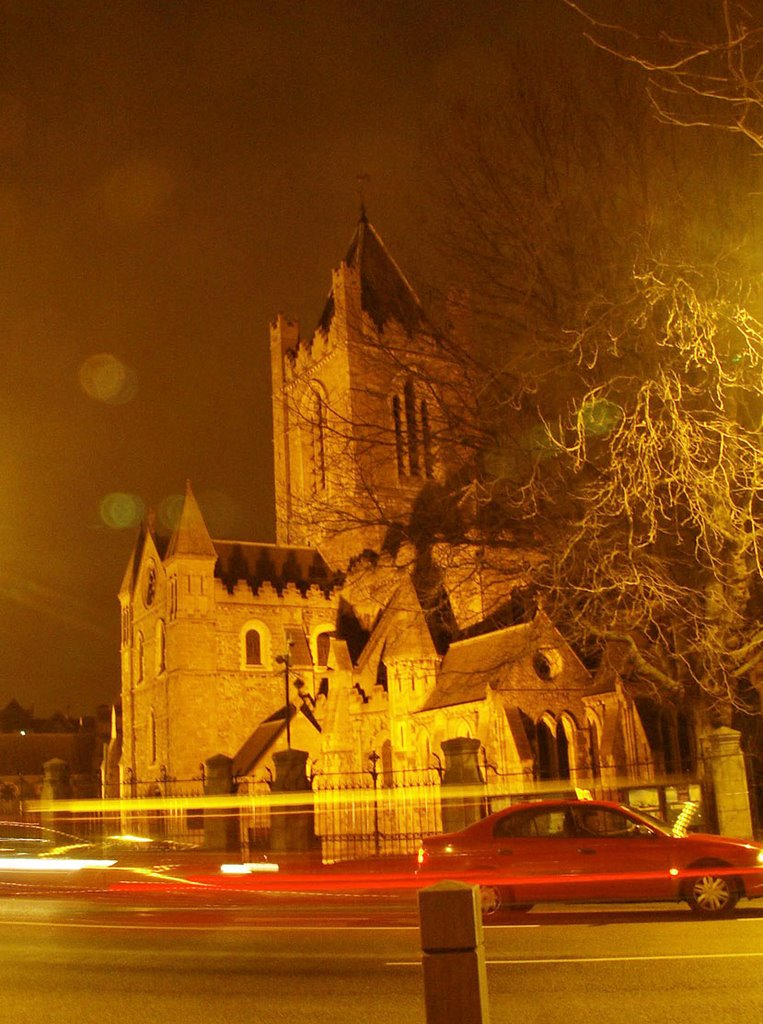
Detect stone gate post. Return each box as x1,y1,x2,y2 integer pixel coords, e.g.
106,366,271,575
440,737,486,834
269,748,317,855
41,758,71,834
706,726,754,838
203,753,239,852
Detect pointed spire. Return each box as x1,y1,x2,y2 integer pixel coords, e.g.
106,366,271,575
166,481,217,559
119,518,148,596
318,215,431,335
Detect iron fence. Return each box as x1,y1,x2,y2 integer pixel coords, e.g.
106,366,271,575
18,759,727,858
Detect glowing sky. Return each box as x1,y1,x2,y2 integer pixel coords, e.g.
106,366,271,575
0,0,605,714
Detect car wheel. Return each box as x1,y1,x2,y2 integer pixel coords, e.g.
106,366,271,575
685,872,739,916
479,885,503,916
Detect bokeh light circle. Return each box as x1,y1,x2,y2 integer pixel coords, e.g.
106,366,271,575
158,493,184,533
79,353,138,405
100,492,146,529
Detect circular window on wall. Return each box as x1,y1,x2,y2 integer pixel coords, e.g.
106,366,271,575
533,648,562,681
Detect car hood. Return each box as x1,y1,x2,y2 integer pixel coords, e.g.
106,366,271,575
678,831,761,851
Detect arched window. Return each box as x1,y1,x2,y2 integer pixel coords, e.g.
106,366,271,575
404,378,420,475
635,699,696,776
588,718,601,779
149,709,157,765
137,633,145,683
536,719,556,780
315,630,333,666
241,621,270,669
312,389,327,492
535,715,573,781
155,620,166,674
556,722,570,779
376,659,388,692
392,395,405,476
245,629,262,666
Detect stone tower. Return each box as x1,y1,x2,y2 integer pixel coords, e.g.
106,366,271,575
270,212,460,569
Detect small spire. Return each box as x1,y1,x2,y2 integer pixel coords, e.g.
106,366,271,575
166,480,217,559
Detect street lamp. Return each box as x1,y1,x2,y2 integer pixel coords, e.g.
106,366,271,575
275,640,295,749
368,750,381,857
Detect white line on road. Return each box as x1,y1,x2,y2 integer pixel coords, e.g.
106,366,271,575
388,951,763,966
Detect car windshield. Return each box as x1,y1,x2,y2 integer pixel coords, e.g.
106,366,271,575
623,807,673,837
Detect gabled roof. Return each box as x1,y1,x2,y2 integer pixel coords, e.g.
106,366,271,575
231,703,321,778
420,611,591,712
356,576,437,682
231,710,292,778
318,212,432,335
119,519,168,597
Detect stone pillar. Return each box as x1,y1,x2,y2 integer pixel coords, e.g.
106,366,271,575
440,737,486,834
203,753,239,853
706,726,753,838
41,758,71,834
269,748,317,855
419,881,489,1024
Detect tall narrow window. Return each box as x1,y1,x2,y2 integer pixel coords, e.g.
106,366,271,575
392,396,405,476
536,719,556,780
312,391,327,492
316,631,333,666
245,629,262,666
149,709,157,764
137,633,145,683
156,620,166,674
420,400,434,478
404,378,420,476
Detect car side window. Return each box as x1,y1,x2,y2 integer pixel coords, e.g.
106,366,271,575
493,807,571,839
572,806,654,838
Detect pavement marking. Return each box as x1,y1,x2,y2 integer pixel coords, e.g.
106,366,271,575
387,951,763,966
0,917,422,932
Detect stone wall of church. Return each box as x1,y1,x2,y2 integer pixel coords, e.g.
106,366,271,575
122,559,339,784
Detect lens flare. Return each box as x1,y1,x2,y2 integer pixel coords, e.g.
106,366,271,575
100,492,146,529
79,353,137,405
158,493,184,533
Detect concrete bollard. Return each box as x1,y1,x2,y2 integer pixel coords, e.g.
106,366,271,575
418,880,490,1024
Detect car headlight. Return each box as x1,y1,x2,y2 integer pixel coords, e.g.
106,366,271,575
757,850,763,865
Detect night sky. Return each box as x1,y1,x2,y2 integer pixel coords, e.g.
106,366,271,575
0,0,635,715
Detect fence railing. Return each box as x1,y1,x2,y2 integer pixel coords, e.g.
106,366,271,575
16,764,717,860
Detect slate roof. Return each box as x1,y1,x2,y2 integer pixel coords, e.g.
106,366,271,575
214,541,339,597
420,612,591,712
166,480,216,559
231,703,321,778
231,710,292,778
318,213,432,335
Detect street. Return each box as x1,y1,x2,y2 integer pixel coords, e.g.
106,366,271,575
1,894,762,1024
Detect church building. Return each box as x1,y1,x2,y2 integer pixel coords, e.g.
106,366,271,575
114,213,731,834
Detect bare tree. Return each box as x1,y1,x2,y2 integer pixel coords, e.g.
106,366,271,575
420,49,763,713
567,0,763,149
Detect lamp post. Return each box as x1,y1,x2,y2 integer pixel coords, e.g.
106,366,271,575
368,750,381,857
275,640,294,749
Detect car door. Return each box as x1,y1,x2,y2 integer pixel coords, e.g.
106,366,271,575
483,804,583,903
567,804,677,902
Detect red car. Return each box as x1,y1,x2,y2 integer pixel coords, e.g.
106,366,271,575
416,799,763,917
